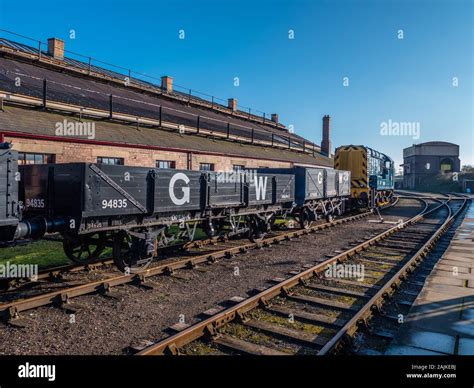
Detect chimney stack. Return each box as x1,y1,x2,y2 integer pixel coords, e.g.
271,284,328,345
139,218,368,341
47,38,64,60
228,98,237,112
321,115,332,157
161,76,173,93
271,113,279,124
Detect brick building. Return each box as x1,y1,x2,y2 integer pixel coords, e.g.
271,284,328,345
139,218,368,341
402,141,461,189
0,35,333,171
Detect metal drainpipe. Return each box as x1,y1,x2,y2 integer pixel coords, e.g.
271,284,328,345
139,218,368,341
187,152,193,170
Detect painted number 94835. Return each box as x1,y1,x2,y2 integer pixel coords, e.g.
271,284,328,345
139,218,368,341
102,199,128,209
26,198,45,208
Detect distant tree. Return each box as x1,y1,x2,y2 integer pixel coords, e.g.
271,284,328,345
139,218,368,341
461,165,474,172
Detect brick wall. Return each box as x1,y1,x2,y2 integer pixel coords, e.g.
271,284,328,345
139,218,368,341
6,137,292,170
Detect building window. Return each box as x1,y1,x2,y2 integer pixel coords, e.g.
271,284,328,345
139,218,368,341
156,160,176,169
97,157,124,165
440,158,453,174
233,164,245,171
200,163,214,171
18,152,55,165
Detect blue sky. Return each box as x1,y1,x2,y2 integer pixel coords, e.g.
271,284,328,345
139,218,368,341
0,0,472,169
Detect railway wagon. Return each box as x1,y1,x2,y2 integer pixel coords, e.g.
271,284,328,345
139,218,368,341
0,142,359,272
12,160,298,271
0,144,20,242
203,170,295,239
334,145,394,207
255,167,351,228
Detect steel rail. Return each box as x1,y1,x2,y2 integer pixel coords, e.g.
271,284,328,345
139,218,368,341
317,196,469,355
1,207,381,288
1,234,226,287
137,197,439,355
1,258,114,285
0,210,376,320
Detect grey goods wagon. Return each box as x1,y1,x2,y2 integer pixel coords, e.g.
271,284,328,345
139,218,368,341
1,151,352,272
15,163,297,270
256,166,351,227
0,144,19,241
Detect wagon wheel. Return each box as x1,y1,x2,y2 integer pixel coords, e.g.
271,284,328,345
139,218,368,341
112,232,153,273
335,202,344,216
268,215,277,230
247,218,266,243
63,233,106,264
248,228,266,243
298,211,312,230
202,219,216,238
214,218,228,237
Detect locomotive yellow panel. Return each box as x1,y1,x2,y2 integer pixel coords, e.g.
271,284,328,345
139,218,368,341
335,145,394,207
334,145,368,200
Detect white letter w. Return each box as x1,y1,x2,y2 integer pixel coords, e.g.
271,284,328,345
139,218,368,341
254,176,268,201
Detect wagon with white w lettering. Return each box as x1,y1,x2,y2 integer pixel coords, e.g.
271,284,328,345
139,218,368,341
243,172,296,241
2,149,354,272
201,171,295,242
13,162,298,271
257,167,351,228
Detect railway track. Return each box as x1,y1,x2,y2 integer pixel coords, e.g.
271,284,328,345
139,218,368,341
353,194,471,355
2,204,399,292
136,196,469,355
0,208,385,324
0,233,233,290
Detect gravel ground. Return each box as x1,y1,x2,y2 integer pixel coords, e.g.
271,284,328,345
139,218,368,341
0,198,424,355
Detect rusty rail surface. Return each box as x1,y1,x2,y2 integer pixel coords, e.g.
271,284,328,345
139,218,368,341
137,197,468,355
0,209,378,320
317,196,469,354
0,233,229,289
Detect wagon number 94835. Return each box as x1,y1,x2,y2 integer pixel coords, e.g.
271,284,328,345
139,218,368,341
26,198,45,208
102,199,128,209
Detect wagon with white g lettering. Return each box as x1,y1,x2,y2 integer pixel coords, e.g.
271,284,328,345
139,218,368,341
256,167,351,228
3,152,352,272
16,163,207,271
15,162,298,271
